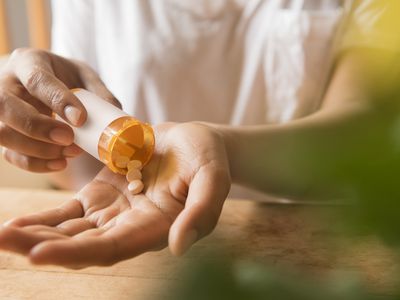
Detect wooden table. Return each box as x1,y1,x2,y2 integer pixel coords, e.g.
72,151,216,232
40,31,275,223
0,188,397,299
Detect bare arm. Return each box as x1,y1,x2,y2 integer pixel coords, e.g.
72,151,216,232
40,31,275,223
216,49,400,201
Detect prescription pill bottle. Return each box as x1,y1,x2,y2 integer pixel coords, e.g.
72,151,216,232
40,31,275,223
65,89,154,175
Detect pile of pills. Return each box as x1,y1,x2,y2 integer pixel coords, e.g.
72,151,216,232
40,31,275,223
115,155,144,195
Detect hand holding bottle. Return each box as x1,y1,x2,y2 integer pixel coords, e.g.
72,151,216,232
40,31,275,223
0,48,120,172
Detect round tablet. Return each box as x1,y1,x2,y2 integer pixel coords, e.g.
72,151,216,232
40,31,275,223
115,155,130,168
127,160,143,170
128,180,144,194
126,168,142,181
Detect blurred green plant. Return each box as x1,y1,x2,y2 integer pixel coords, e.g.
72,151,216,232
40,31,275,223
165,259,387,300
162,2,400,300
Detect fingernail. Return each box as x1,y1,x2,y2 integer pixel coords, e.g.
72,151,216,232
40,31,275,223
62,144,82,157
49,128,74,146
180,229,198,255
47,159,66,171
64,105,82,126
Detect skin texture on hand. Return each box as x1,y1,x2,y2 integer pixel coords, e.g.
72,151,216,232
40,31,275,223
0,48,119,173
0,123,231,268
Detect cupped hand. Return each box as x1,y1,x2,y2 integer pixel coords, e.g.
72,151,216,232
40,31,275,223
0,123,231,268
0,48,120,172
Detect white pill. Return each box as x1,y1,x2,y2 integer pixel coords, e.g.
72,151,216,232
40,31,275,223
127,160,143,170
126,168,142,181
115,156,130,168
128,180,144,194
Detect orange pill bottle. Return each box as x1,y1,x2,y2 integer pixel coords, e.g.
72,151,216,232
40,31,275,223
67,89,154,174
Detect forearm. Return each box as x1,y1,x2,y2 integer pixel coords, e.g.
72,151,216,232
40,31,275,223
217,104,393,201
215,50,400,201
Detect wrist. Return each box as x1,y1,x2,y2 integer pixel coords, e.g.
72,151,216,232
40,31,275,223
190,121,238,182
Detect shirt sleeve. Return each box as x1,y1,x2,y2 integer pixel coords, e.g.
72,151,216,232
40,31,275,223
339,0,400,53
51,0,98,70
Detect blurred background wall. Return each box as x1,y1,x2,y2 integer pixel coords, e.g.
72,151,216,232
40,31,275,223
0,0,51,189
6,0,31,49
1,0,51,54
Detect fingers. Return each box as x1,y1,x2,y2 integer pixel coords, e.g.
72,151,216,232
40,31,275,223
29,236,115,268
56,218,96,236
15,220,97,237
5,80,53,116
2,148,67,172
10,48,87,126
168,165,230,256
29,223,166,268
0,194,171,267
4,200,84,227
0,226,67,255
0,91,79,173
73,228,105,238
29,196,171,268
0,123,81,159
0,92,74,146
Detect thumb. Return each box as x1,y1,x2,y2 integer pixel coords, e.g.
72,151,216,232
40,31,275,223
168,165,230,256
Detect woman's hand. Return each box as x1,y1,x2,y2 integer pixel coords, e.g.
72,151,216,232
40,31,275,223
0,123,231,268
0,48,119,172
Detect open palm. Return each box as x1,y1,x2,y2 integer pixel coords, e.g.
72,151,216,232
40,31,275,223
0,123,231,268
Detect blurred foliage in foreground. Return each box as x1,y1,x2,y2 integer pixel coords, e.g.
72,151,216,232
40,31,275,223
161,2,400,300
165,259,389,300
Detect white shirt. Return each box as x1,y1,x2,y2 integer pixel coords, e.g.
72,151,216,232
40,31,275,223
51,0,346,124
51,0,394,201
